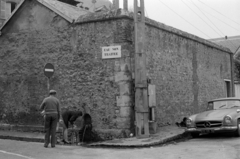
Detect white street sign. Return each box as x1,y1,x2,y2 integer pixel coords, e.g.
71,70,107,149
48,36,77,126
102,46,121,59
44,69,54,72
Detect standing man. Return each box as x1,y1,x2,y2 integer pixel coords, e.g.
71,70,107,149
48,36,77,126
40,90,61,148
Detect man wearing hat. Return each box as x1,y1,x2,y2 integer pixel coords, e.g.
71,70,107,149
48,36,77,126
40,90,61,148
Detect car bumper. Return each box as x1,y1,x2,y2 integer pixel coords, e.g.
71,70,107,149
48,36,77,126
186,126,238,133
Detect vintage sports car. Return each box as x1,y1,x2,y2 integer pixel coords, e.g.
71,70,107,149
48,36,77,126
186,97,240,137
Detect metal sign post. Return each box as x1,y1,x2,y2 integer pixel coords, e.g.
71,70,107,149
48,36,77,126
134,0,149,138
44,63,55,91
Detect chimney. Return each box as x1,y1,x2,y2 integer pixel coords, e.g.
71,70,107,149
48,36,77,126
123,0,128,11
112,0,119,9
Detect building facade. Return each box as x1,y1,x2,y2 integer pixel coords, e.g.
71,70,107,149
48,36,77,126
0,0,22,27
0,0,234,139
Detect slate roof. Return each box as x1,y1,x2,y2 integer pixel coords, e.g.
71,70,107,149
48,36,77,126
0,0,90,31
209,35,240,53
38,0,89,22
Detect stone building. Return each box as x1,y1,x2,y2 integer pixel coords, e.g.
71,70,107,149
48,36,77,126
0,0,234,139
210,36,240,98
0,0,22,27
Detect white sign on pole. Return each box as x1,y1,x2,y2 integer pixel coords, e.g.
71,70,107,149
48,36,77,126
102,46,121,59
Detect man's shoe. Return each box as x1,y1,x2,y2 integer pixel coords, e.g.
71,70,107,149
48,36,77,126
44,145,48,148
51,146,55,148
63,140,70,144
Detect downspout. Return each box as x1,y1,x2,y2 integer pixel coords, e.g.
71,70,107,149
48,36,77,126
230,52,235,97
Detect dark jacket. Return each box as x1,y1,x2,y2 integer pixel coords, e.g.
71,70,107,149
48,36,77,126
62,111,82,128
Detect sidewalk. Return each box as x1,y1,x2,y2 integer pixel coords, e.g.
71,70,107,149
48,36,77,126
0,125,187,148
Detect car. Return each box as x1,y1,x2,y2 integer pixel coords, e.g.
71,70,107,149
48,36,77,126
185,97,240,138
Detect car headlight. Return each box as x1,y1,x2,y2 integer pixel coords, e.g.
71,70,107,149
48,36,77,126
223,115,232,125
186,118,192,127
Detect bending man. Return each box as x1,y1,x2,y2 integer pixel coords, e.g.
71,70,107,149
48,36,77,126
60,108,83,144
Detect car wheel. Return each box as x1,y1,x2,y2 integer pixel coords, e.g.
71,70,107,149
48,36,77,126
235,119,240,137
191,133,199,138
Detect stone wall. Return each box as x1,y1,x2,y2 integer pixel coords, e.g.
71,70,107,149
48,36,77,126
144,18,232,126
0,3,233,138
0,1,134,138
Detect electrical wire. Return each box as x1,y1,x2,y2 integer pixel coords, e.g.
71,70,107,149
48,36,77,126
191,0,239,51
189,0,224,37
198,0,240,26
157,0,211,38
181,0,223,38
199,7,240,33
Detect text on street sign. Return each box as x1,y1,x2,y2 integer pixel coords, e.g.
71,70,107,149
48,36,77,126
102,46,121,59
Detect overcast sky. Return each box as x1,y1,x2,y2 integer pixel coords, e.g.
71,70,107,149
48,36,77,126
115,0,240,40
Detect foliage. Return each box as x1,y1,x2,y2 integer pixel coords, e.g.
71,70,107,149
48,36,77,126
234,58,240,80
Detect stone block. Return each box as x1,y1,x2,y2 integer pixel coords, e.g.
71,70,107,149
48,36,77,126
115,72,131,82
119,106,132,117
115,117,131,129
119,81,131,95
116,95,132,107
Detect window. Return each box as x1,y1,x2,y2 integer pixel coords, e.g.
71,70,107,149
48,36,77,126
10,2,16,12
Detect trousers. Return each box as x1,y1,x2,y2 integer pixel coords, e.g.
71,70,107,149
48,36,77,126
44,113,58,147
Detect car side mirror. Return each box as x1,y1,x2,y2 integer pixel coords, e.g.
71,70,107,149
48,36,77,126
237,109,240,113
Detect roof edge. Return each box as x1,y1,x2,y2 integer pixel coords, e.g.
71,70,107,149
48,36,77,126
37,0,73,23
0,0,25,32
0,0,74,34
76,9,232,54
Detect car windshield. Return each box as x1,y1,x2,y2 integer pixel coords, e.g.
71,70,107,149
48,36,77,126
213,100,240,109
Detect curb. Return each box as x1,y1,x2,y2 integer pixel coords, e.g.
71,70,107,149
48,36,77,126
86,132,189,148
0,135,44,143
0,132,189,148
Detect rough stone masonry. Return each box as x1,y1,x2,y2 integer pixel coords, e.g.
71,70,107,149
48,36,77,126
0,0,233,140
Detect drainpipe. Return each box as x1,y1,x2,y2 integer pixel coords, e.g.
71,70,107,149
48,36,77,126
231,53,235,97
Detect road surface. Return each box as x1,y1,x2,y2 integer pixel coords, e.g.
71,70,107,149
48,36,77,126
0,134,239,159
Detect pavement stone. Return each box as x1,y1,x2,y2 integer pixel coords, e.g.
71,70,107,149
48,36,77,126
0,125,186,148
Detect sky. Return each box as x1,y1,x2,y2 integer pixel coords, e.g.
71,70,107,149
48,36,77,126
113,0,240,40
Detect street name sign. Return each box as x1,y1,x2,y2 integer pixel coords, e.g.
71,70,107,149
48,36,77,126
44,63,54,78
102,45,121,59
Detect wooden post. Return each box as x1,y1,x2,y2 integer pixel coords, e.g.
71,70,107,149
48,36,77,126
134,0,149,138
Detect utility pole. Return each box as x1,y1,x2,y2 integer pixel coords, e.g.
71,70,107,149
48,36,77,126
134,0,149,138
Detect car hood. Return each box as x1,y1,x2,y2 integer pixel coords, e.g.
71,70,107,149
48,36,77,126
194,108,238,121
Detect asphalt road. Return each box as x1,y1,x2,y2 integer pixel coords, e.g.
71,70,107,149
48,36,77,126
0,134,240,159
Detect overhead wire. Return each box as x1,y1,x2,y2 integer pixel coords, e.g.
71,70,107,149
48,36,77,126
181,0,223,38
190,0,239,51
189,0,224,37
199,7,240,33
198,0,240,26
157,0,211,38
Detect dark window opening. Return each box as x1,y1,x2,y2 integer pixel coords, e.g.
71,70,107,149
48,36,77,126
225,81,231,97
10,2,16,12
